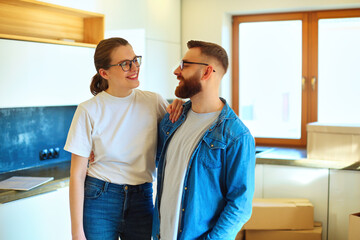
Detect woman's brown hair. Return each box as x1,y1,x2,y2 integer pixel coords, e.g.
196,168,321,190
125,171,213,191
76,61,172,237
90,37,130,95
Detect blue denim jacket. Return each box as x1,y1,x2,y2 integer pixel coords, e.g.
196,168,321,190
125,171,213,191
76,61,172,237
152,98,255,240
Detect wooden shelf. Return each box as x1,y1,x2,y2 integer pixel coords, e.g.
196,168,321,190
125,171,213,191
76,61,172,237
0,0,104,48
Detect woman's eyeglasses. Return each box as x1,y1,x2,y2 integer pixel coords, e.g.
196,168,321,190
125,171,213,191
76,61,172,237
108,56,142,72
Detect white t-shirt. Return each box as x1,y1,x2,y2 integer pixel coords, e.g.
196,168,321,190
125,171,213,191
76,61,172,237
160,109,220,240
64,89,168,185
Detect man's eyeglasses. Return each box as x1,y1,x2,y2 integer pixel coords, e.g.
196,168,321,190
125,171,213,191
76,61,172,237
180,60,216,72
108,56,142,72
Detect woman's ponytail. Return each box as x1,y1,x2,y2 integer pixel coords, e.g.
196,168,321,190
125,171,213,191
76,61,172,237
90,73,108,96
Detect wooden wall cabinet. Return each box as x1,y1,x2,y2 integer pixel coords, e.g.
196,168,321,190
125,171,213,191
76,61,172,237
0,0,104,48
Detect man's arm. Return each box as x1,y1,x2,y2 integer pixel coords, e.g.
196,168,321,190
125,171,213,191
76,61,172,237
206,133,256,240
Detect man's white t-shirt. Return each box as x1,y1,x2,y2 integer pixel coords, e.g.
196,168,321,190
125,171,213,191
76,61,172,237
64,89,168,185
160,109,220,240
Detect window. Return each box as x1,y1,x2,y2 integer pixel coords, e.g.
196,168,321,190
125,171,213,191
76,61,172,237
232,9,360,147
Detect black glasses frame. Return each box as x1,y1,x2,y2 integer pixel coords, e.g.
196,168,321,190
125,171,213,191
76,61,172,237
180,60,216,72
108,56,142,72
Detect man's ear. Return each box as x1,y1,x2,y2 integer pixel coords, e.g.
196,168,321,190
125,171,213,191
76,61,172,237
99,68,109,80
201,65,215,80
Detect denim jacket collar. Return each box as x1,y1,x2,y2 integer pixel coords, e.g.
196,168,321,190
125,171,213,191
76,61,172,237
181,97,236,130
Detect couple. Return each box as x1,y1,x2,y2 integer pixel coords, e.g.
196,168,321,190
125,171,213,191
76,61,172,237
65,37,255,240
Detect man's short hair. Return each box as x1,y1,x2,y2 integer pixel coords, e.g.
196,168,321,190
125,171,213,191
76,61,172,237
187,40,229,74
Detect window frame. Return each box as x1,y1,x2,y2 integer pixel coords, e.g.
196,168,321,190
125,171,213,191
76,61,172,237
232,9,360,147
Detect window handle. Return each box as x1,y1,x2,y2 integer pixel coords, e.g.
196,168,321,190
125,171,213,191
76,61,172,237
311,77,317,90
302,77,306,90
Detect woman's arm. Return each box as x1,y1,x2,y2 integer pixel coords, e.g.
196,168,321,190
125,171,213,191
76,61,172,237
69,153,89,240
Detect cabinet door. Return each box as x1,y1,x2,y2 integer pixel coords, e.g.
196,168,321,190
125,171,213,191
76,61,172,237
254,164,264,198
0,187,71,240
0,39,94,108
262,164,329,240
328,170,360,240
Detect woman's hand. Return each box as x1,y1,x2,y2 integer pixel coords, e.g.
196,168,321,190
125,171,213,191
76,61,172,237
88,151,95,164
166,99,184,123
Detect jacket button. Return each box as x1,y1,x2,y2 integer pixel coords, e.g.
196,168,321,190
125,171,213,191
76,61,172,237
179,229,182,233
184,187,187,190
166,131,169,135
211,144,214,147
182,208,185,212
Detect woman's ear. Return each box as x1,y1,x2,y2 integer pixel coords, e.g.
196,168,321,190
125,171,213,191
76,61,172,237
99,68,109,80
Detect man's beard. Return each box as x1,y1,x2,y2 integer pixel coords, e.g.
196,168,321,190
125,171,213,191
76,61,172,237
175,71,202,99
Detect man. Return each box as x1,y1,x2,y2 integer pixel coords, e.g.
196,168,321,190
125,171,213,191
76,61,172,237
152,40,256,240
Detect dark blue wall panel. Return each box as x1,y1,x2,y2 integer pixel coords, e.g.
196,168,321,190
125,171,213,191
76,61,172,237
0,106,76,173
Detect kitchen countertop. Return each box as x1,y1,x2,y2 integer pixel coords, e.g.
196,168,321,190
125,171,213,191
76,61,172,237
256,146,360,170
1,147,359,204
0,161,70,204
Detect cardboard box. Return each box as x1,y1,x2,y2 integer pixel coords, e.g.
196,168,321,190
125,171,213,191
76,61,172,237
349,212,360,240
307,122,360,162
243,198,314,230
234,229,244,240
245,222,322,240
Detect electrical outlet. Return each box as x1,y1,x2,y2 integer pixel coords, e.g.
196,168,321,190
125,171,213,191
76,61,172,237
39,149,48,160
48,148,55,159
39,147,60,160
54,147,60,158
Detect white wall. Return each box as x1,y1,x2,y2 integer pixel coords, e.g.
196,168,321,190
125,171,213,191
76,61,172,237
181,0,360,104
42,0,181,100
144,0,181,99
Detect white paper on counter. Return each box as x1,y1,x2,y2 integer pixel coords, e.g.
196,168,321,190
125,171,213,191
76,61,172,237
0,176,54,191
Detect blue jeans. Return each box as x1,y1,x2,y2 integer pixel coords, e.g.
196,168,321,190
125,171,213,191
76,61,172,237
83,176,154,240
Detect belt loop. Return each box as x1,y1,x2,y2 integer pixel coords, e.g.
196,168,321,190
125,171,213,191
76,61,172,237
103,182,109,192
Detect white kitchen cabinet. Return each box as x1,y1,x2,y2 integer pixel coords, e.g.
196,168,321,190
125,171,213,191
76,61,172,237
328,170,360,240
254,164,264,198
0,39,94,108
261,164,329,240
0,187,71,240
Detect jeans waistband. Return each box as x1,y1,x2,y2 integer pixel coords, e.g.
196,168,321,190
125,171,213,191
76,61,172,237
85,175,152,193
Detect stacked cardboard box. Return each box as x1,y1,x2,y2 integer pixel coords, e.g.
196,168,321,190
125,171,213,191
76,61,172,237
348,212,360,240
245,222,322,240
234,229,244,240
242,198,322,240
307,122,360,162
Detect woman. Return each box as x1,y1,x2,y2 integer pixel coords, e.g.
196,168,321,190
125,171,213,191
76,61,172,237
64,37,182,240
